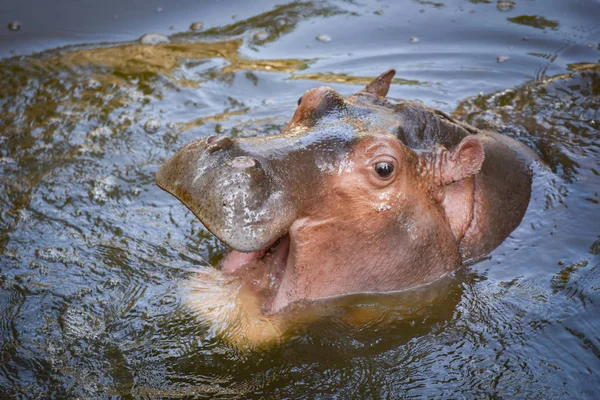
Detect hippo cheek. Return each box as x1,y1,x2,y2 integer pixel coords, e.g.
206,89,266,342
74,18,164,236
266,205,402,314
265,169,455,314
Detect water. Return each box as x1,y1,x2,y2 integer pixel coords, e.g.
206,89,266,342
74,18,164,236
0,0,599,397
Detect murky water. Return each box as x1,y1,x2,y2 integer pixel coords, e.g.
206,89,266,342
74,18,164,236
1,0,599,397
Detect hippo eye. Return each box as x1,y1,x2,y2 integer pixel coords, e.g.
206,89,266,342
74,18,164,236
297,96,303,106
374,162,394,179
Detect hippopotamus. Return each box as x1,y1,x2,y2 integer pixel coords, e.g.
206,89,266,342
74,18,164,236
156,70,538,344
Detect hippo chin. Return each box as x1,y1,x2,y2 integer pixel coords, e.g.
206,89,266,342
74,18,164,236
157,69,538,320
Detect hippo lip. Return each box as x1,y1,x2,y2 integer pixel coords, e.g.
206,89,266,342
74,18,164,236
219,232,292,313
220,233,289,274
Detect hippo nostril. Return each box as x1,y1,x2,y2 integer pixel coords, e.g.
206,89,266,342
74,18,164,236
206,135,233,153
231,156,259,170
206,135,220,144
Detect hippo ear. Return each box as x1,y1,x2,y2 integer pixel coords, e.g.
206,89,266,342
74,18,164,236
439,136,485,185
362,69,396,97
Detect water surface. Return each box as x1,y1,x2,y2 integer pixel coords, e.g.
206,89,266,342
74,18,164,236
0,0,599,397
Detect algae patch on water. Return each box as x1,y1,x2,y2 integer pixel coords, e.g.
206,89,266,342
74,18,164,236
507,15,560,31
48,40,310,86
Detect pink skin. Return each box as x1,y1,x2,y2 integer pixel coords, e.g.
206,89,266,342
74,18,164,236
221,249,266,275
222,133,486,314
222,234,290,311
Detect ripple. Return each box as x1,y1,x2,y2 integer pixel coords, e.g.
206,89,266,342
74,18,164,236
0,0,599,397
60,306,105,340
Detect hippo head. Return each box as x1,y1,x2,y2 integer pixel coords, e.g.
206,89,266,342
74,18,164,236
157,70,485,314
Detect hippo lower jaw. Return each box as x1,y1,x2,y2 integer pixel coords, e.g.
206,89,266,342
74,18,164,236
220,232,292,314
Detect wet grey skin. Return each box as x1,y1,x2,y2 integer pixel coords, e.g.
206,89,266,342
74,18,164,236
156,121,357,252
156,70,479,253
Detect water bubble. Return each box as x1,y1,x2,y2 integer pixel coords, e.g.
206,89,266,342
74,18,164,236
144,119,161,133
74,287,92,299
496,1,515,12
316,34,332,43
408,36,419,44
139,33,169,45
91,176,117,202
104,278,121,289
189,21,204,31
4,248,19,260
36,247,78,264
85,79,102,90
375,203,391,212
0,157,15,165
19,208,31,221
253,31,269,41
88,126,112,138
8,21,20,31
496,55,510,63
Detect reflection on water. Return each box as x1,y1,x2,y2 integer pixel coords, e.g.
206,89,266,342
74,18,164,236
0,0,599,397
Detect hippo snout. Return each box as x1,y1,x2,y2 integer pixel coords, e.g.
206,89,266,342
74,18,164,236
156,134,296,253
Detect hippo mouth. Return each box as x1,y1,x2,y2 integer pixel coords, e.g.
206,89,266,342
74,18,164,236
219,232,292,314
